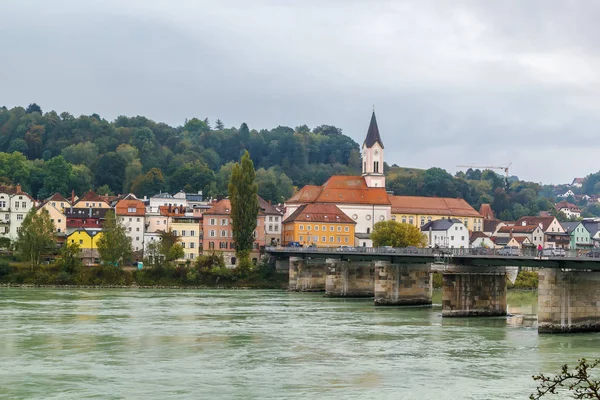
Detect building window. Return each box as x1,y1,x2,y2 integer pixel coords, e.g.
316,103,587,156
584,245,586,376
427,217,432,222
231,257,236,265
190,242,195,249
17,214,23,220
190,231,195,236
299,225,304,231
181,230,187,236
337,237,341,243
221,230,226,237
299,235,304,242
210,219,216,225
274,225,278,232
344,237,349,243
128,207,136,213
330,226,334,232
330,236,334,242
209,242,214,249
409,217,414,224
344,226,349,232
367,228,371,234
307,225,311,231
210,230,215,237
269,216,273,222
313,236,318,242
0,201,4,208
315,225,319,231
451,236,454,240
322,236,326,242
157,221,161,225
221,219,228,225
401,217,406,223
182,242,186,248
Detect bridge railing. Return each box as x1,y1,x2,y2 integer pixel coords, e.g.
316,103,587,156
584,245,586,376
264,246,600,259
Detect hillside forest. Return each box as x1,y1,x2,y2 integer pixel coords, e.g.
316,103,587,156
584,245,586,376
2,104,600,220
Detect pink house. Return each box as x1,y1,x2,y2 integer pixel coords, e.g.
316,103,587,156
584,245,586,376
201,198,264,267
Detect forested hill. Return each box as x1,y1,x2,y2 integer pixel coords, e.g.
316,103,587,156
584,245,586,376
0,104,361,202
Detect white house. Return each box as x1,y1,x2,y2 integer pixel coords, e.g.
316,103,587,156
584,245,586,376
495,224,545,248
115,195,146,253
558,189,575,198
421,218,469,249
148,192,187,213
555,201,581,219
0,185,36,241
571,178,584,188
470,231,495,249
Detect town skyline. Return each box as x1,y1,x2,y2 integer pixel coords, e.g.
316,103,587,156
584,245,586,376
3,1,600,184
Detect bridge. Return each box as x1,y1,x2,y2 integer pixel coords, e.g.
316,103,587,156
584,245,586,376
265,246,600,334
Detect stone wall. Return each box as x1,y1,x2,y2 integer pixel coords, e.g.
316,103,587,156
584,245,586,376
288,257,326,292
325,260,374,298
374,262,432,306
442,273,506,317
538,269,600,333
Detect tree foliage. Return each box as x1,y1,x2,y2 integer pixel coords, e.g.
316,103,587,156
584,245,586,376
531,358,600,399
371,221,428,248
15,208,55,270
228,151,259,264
97,210,132,266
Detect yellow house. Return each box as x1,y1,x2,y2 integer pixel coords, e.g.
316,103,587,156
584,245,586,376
169,216,202,262
390,196,484,232
67,229,103,265
38,202,66,236
283,204,356,247
67,229,103,249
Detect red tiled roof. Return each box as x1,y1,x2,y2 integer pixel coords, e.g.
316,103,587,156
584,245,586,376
514,216,557,231
497,225,540,234
78,190,108,204
258,196,283,215
203,199,232,215
555,201,581,212
47,192,69,203
513,236,531,244
479,204,495,220
469,231,490,242
115,199,146,216
390,196,481,217
159,205,186,217
283,203,356,224
286,176,391,205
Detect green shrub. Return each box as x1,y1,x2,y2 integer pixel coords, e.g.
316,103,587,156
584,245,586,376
508,270,538,289
0,261,13,278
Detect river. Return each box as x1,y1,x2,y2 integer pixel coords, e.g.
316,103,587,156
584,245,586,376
0,289,599,399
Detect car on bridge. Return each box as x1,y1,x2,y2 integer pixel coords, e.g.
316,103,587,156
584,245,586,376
585,249,600,258
542,248,566,257
470,247,490,255
400,246,419,254
497,246,520,256
337,246,357,252
380,246,397,253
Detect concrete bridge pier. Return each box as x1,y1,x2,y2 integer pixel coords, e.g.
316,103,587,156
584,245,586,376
374,262,432,306
288,257,326,292
538,269,600,333
442,267,507,317
325,259,374,298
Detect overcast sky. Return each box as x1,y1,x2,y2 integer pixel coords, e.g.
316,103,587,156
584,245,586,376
2,0,599,185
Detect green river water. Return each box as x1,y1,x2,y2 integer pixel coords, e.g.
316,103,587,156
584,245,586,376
1,289,599,399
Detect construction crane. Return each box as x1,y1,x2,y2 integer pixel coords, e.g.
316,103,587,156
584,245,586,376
456,163,512,185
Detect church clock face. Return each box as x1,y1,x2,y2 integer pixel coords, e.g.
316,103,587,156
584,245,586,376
374,150,379,156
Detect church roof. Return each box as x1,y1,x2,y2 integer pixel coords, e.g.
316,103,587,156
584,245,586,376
286,176,391,205
390,196,481,218
363,111,384,149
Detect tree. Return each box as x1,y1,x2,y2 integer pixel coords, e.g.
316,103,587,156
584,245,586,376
215,119,224,130
131,168,167,197
371,221,427,248
530,358,600,399
97,210,132,266
61,142,99,166
158,230,184,262
25,103,42,114
228,151,259,267
15,208,55,270
0,237,10,250
57,242,82,274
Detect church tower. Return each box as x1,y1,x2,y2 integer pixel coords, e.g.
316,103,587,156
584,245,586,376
362,110,385,188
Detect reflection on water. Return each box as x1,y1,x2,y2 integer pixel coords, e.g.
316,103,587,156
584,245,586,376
0,288,598,400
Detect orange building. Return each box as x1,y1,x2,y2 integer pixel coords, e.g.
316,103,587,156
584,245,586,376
115,196,146,252
283,203,356,247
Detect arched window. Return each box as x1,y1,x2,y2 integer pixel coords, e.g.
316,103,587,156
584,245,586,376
231,257,237,265
367,227,371,234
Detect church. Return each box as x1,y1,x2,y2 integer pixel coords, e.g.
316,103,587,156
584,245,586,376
283,111,392,246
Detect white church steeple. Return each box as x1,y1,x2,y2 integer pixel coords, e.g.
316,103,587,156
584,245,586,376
362,110,385,188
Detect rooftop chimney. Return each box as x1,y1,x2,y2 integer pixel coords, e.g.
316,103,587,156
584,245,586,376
16,184,21,193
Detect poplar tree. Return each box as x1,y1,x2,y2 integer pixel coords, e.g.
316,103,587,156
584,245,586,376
228,150,259,268
97,210,132,266
15,208,55,270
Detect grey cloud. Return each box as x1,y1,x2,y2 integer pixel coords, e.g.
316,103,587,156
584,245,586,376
2,0,600,184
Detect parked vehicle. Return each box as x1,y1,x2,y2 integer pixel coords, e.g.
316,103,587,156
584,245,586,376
337,246,357,252
380,246,397,253
585,249,600,258
401,246,419,254
543,248,566,257
497,246,520,256
288,242,301,247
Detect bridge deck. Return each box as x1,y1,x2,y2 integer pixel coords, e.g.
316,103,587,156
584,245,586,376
266,246,600,270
